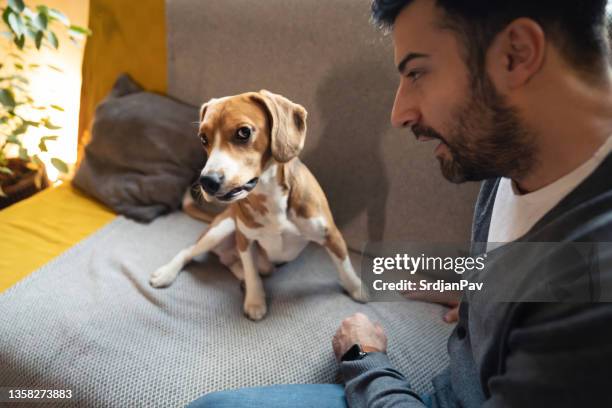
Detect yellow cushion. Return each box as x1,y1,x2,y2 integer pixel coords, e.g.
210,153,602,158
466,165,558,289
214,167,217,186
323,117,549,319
0,183,116,293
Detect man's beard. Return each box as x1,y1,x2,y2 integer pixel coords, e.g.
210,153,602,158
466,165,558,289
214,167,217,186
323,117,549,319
413,74,538,183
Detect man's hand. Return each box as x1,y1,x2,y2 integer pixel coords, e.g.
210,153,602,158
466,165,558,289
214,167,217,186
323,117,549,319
332,312,388,361
444,301,459,323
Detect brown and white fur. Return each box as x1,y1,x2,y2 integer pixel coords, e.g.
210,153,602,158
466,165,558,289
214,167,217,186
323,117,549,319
149,90,366,320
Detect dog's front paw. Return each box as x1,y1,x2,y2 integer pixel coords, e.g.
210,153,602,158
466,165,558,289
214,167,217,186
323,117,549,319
258,264,275,277
347,286,369,303
243,299,267,321
149,264,180,288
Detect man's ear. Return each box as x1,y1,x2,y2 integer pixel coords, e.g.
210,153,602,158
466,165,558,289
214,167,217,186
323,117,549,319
250,90,307,163
487,17,546,90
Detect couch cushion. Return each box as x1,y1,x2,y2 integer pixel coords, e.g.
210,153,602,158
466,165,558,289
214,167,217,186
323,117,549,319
73,74,205,222
0,212,452,406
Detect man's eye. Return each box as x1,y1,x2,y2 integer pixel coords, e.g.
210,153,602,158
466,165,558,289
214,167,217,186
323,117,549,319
235,126,252,142
199,133,209,146
406,70,424,82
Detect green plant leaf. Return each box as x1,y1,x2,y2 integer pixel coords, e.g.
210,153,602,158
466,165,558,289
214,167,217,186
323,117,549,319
38,135,58,153
68,25,92,36
22,6,35,19
51,157,68,173
7,12,24,37
50,104,63,111
46,31,58,49
7,134,21,144
0,166,13,175
42,118,61,130
32,154,44,167
12,74,29,84
47,64,63,72
35,30,43,49
18,146,28,161
25,27,37,40
8,0,26,13
33,12,48,31
2,8,12,27
48,8,69,26
7,52,23,61
12,83,27,93
28,63,40,69
13,121,29,135
14,33,25,49
0,89,16,109
14,63,23,70
24,120,39,127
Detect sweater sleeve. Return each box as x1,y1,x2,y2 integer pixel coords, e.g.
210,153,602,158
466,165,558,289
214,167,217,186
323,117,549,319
340,352,428,408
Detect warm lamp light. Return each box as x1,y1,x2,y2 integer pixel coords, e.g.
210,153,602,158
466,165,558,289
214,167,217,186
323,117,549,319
20,56,82,183
1,0,89,186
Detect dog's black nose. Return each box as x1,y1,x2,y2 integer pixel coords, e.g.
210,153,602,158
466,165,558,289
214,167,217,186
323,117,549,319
200,173,224,195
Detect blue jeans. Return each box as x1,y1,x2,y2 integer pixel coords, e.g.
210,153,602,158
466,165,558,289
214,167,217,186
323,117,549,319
187,384,432,408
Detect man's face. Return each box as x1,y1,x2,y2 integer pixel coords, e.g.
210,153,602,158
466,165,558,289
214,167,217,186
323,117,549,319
391,0,536,183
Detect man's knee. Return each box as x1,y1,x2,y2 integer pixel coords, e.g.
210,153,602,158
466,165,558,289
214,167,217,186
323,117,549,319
187,390,240,408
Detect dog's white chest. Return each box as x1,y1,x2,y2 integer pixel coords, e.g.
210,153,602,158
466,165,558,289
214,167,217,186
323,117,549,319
237,166,309,263
238,209,309,263
258,228,308,263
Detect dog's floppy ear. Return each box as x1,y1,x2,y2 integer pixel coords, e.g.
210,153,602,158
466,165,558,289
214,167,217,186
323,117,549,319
251,90,307,163
199,100,210,122
200,97,219,122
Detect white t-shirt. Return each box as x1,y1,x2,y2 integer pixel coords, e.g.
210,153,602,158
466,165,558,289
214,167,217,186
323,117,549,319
487,136,612,247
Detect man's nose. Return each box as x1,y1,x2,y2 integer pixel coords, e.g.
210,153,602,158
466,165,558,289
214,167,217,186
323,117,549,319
390,82,419,129
200,172,224,194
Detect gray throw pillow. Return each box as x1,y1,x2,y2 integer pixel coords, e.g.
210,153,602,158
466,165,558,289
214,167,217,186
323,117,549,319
73,74,205,222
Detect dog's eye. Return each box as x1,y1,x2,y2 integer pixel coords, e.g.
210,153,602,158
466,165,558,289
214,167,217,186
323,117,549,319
235,126,252,142
199,133,209,146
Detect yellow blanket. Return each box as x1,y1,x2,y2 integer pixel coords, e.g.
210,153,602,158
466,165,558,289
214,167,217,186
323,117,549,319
0,183,116,293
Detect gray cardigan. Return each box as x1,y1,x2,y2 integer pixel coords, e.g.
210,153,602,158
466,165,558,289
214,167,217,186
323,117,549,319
341,153,612,407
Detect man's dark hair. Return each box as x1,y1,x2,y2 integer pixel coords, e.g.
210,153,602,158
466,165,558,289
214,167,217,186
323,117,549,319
371,0,610,82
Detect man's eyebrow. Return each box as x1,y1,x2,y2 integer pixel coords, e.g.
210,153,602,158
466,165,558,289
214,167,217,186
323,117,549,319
397,52,430,73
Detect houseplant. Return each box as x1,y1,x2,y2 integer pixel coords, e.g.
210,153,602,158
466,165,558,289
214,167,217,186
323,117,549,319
0,0,90,208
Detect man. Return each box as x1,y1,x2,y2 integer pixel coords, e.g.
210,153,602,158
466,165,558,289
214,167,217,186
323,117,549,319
334,0,612,406
190,0,612,406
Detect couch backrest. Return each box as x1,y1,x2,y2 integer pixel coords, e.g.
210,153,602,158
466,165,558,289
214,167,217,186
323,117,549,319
165,0,481,251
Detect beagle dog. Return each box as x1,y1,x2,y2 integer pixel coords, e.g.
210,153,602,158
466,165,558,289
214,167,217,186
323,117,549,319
149,90,366,320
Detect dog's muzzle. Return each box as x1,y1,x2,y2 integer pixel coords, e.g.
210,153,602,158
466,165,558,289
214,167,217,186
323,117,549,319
200,172,224,195
216,177,259,201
